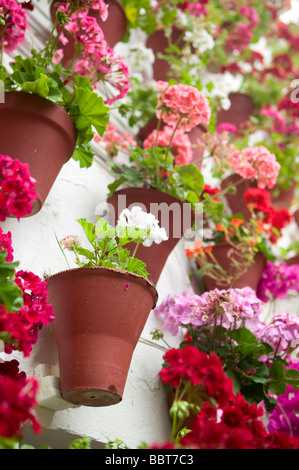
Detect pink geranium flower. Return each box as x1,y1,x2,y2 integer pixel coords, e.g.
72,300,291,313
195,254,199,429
0,360,41,438
0,154,38,221
143,126,193,165
156,83,211,132
228,145,280,189
0,0,29,52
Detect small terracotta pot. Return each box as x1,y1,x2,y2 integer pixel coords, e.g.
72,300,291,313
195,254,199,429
0,92,76,215
217,93,254,129
270,180,296,210
146,27,186,81
294,209,299,227
50,0,127,66
220,174,256,217
200,241,266,292
107,187,194,285
46,266,158,407
285,255,299,266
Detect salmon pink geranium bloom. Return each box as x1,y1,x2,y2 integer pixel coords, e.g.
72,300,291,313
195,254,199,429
156,83,212,132
228,145,281,189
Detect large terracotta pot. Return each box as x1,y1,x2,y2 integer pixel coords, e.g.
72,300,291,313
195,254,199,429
0,92,77,215
107,187,194,285
50,0,127,66
220,174,256,217
217,93,254,129
146,27,186,81
46,266,158,407
199,241,266,292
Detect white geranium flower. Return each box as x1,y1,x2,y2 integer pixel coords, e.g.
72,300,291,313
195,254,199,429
184,29,215,54
60,235,81,251
117,206,168,247
200,71,243,109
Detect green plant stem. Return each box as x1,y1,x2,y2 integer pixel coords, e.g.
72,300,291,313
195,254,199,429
131,241,140,259
0,29,3,66
276,401,294,437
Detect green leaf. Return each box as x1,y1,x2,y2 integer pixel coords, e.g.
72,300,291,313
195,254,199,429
0,280,24,313
75,247,95,261
76,218,98,244
95,218,117,240
175,164,204,196
72,145,94,168
126,257,148,277
71,86,110,136
230,327,258,345
20,73,50,97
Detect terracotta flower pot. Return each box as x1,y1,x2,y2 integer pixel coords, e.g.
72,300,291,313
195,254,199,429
50,0,127,67
220,174,256,217
217,93,254,129
285,254,299,266
270,180,296,210
200,241,266,292
294,208,299,228
107,187,194,285
46,266,158,407
0,92,77,215
146,27,186,82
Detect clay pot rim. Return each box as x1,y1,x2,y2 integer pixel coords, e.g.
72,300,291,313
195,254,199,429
108,186,186,205
46,265,158,308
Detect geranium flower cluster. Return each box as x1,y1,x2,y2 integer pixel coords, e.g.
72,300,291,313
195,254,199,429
198,127,237,177
0,0,29,53
244,188,291,243
56,4,130,105
256,261,299,302
0,360,41,439
143,126,193,166
155,287,299,361
228,145,281,189
94,123,137,157
159,346,234,406
155,81,211,132
154,345,299,449
178,393,299,449
268,359,299,438
0,154,38,221
224,5,260,54
117,206,168,247
154,287,262,335
252,311,299,358
1,270,54,357
0,226,13,262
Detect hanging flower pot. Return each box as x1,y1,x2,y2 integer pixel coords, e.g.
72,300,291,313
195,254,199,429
217,93,255,129
46,266,158,407
198,241,266,292
220,174,256,217
0,92,77,215
50,0,127,67
107,187,194,285
146,27,186,82
269,180,296,210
